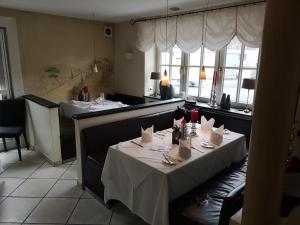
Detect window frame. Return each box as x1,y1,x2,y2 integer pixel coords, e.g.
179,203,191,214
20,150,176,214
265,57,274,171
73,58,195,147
0,28,12,100
156,40,260,108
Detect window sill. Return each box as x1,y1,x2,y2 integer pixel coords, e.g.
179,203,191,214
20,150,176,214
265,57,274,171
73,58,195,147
185,100,253,120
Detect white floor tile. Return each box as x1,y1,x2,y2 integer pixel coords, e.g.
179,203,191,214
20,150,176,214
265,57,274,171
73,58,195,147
30,163,68,179
46,180,82,198
0,197,40,223
0,162,14,173
10,178,57,198
0,149,28,164
68,199,112,225
81,190,94,199
110,203,148,225
25,198,77,224
61,165,78,180
0,197,5,203
0,178,25,196
65,159,77,165
0,162,42,178
22,151,46,164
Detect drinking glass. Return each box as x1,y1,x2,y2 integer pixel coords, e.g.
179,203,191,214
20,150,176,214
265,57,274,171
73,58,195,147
99,92,105,105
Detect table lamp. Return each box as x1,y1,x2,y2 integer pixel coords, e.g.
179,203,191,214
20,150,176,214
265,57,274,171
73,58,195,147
150,72,161,97
242,78,256,113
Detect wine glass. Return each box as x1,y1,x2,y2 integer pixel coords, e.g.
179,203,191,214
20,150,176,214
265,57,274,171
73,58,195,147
99,92,105,105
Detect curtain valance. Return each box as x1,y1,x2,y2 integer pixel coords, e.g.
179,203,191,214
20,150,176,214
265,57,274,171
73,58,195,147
136,3,265,53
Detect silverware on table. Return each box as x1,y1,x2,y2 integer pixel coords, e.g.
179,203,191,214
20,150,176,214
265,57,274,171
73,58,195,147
162,153,177,165
130,140,144,148
191,146,204,153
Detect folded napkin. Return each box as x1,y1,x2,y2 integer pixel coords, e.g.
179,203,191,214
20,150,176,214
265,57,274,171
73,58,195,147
210,125,224,146
174,117,184,127
141,125,153,142
178,138,191,159
201,116,215,133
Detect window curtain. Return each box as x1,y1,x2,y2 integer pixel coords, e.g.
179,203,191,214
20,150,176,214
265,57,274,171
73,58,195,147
204,8,236,51
136,20,155,52
155,17,177,52
176,13,203,53
136,3,266,53
237,4,266,48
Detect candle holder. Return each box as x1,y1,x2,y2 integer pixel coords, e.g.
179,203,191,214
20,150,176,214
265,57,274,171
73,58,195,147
208,86,217,108
190,122,198,137
210,88,218,108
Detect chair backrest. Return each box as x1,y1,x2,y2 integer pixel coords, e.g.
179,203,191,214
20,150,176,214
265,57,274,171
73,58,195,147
0,98,26,127
82,109,176,157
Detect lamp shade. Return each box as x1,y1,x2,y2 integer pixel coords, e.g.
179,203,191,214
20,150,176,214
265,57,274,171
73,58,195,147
242,78,256,90
150,72,161,80
199,66,206,80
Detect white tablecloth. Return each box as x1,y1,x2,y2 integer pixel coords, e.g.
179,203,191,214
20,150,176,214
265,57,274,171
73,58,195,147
60,99,128,118
101,127,247,225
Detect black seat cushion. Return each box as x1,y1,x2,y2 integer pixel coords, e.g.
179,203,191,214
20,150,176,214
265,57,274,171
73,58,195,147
0,126,23,137
170,159,247,225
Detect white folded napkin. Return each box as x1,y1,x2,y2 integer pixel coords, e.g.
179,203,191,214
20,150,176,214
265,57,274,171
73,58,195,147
174,117,184,127
141,125,153,142
201,116,215,133
178,139,191,159
210,125,224,146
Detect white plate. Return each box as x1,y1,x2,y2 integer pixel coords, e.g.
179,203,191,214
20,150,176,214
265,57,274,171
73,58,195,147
200,142,215,149
223,129,230,135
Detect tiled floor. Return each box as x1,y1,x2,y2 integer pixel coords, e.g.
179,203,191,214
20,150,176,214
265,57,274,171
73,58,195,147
0,149,147,225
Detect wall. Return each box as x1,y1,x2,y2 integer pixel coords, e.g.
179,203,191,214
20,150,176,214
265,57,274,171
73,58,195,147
114,22,156,97
26,99,62,165
0,7,115,103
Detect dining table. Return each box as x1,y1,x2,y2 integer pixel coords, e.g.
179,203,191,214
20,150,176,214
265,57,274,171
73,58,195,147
101,124,247,225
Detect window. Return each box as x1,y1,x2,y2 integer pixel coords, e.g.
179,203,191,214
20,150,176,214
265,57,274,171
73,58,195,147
222,37,260,104
187,48,216,98
0,28,12,100
159,45,183,95
157,36,260,106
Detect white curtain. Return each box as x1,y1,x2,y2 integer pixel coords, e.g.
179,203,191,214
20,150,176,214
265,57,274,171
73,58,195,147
176,13,203,53
136,3,266,53
155,17,177,52
237,4,266,47
136,20,155,52
204,8,236,51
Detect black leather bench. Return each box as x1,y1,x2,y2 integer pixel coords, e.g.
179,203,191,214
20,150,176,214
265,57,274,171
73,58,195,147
169,158,247,225
81,109,186,198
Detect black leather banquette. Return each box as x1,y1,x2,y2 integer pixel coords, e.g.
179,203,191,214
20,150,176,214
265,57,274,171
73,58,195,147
169,158,247,225
81,109,187,197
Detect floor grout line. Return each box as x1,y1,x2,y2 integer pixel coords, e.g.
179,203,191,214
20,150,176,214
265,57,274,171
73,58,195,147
21,164,70,224
65,190,84,225
0,151,117,225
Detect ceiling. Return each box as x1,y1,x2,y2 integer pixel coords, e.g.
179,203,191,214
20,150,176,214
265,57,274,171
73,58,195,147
0,0,253,23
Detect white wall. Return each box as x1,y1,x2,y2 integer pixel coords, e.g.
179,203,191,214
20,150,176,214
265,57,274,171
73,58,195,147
26,100,62,165
144,46,156,95
114,22,155,97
